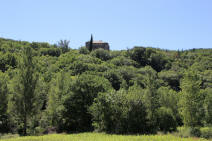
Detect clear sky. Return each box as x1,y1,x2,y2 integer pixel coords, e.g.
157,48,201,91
0,0,212,50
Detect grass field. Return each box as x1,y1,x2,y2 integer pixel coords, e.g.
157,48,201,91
0,133,211,141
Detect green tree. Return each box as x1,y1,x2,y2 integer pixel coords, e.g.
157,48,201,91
157,86,181,126
149,53,170,72
46,71,71,131
0,52,17,72
158,70,181,91
90,88,147,134
39,48,61,57
157,107,177,132
8,47,39,135
88,34,93,52
179,71,204,127
129,47,148,67
0,72,9,133
79,46,89,54
62,74,112,132
91,48,111,61
118,66,136,89
110,56,138,67
203,88,212,125
103,70,122,90
57,40,70,53
140,66,159,133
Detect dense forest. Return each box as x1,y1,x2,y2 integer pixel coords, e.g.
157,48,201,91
0,37,212,137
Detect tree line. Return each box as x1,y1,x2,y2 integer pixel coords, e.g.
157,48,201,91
0,37,212,135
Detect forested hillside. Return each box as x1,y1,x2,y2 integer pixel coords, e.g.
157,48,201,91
0,37,212,136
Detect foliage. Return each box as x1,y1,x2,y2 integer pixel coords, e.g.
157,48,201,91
90,88,147,134
110,56,138,67
39,48,61,57
61,74,112,132
7,47,39,135
149,52,170,72
179,71,205,127
157,87,181,126
91,48,111,61
0,37,212,136
0,72,9,133
177,127,193,138
200,127,212,139
46,71,72,131
88,34,93,52
203,88,212,125
103,69,122,90
158,70,181,91
157,107,177,132
177,126,212,139
0,52,16,72
139,66,160,133
79,47,89,54
129,47,149,67
57,40,70,53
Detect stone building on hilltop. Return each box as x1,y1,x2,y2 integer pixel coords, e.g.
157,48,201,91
86,35,110,51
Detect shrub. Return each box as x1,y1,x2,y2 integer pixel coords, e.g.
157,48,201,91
40,48,61,57
90,89,147,134
177,127,202,138
157,107,177,133
79,47,89,54
190,127,201,137
177,127,192,138
200,127,212,139
91,48,111,61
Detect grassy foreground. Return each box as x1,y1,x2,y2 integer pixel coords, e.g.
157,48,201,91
0,133,210,141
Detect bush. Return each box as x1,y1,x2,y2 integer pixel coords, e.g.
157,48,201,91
157,107,177,133
200,127,212,139
103,70,122,90
79,47,89,54
90,89,147,134
190,127,201,137
177,127,192,138
91,48,111,61
40,48,61,57
110,56,138,67
177,127,202,138
30,127,46,135
0,133,19,139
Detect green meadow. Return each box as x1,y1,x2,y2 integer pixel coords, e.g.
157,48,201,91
0,133,210,141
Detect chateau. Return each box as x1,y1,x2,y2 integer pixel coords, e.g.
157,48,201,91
86,38,110,51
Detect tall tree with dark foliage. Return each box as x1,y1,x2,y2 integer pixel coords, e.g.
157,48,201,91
89,34,93,52
8,47,39,135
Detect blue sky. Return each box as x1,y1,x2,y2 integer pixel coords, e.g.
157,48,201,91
0,0,212,50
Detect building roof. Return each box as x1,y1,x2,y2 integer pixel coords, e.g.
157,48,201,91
86,40,108,44
93,40,106,43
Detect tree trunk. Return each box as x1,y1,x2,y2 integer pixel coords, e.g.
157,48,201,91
23,114,27,136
